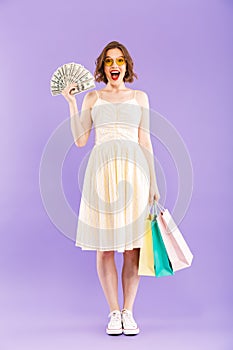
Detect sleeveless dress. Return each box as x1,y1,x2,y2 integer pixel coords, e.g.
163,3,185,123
75,90,151,252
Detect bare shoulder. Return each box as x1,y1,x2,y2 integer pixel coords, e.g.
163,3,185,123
82,90,98,109
135,90,149,107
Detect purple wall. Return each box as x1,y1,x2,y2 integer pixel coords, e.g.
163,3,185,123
1,0,232,349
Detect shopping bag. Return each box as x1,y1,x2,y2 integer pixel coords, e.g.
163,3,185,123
151,214,174,277
138,212,155,276
156,201,194,271
138,203,174,277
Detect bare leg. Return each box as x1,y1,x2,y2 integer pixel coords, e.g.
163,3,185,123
96,250,120,312
121,248,141,312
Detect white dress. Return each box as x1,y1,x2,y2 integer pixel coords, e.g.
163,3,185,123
75,90,150,252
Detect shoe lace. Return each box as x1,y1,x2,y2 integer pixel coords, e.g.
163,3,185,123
122,309,137,327
108,311,121,326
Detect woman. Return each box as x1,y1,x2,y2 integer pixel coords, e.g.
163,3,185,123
62,41,160,336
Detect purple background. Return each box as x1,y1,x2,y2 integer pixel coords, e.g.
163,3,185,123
1,0,232,349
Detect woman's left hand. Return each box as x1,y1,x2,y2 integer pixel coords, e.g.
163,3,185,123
148,183,160,206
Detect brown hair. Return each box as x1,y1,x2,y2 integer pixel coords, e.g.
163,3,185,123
94,41,138,84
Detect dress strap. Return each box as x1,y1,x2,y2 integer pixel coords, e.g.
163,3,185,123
95,90,99,98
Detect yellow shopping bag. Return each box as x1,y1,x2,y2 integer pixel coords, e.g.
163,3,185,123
138,201,174,278
138,213,155,276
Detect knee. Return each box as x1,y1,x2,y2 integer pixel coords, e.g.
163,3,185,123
97,250,115,260
123,248,140,264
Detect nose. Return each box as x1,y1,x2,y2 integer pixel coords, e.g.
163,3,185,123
110,60,118,67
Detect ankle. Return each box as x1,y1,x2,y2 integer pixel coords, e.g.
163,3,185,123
110,307,121,313
122,307,133,312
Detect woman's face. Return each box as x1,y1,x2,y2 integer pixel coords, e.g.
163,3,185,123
103,48,126,85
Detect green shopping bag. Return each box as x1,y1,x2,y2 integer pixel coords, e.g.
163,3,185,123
151,204,174,278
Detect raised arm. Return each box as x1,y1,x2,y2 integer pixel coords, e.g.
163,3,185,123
137,91,160,204
61,83,94,147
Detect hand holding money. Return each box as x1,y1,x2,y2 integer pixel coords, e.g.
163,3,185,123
50,62,96,98
61,82,78,103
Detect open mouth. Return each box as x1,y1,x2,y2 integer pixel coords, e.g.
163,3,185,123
110,71,120,81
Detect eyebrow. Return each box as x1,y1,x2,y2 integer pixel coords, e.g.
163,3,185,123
105,55,124,58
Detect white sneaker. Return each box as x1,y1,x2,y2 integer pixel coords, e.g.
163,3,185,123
121,309,140,335
106,310,123,335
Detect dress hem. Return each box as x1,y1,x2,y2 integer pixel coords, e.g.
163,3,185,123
75,243,143,253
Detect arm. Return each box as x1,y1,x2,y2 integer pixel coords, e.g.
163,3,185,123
137,91,160,203
62,83,94,147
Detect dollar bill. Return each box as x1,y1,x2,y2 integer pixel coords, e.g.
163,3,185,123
50,62,95,96
71,79,96,94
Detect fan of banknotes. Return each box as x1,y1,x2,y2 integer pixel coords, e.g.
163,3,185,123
50,62,96,96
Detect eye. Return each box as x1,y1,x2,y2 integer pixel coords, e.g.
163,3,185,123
104,58,113,66
117,58,125,65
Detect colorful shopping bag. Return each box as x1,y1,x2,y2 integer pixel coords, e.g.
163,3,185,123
151,214,174,277
156,201,194,271
138,203,174,277
138,212,155,276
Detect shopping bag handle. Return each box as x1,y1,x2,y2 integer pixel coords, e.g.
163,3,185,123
150,200,158,216
153,200,166,212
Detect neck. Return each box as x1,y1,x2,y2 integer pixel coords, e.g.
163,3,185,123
105,81,127,92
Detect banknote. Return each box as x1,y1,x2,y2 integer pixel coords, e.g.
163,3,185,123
69,79,96,95
71,65,85,82
50,62,95,96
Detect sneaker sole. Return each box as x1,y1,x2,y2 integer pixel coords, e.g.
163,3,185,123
123,328,140,335
106,328,123,335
